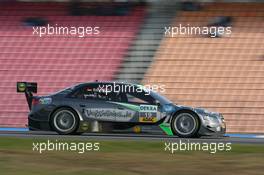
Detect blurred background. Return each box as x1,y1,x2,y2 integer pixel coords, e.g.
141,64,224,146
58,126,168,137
0,0,263,134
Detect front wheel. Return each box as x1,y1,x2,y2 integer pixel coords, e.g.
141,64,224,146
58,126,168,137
51,108,79,135
171,112,200,138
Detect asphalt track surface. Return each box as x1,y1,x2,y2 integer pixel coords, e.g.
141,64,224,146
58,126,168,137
0,131,264,144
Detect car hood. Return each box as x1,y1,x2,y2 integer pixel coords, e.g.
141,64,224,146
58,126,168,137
172,104,220,116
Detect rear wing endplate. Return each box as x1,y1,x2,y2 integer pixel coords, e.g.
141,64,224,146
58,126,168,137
17,82,37,110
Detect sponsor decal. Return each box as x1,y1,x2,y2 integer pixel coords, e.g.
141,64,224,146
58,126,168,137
139,112,157,123
139,116,157,123
133,126,141,133
84,108,134,122
138,105,158,123
17,82,26,92
139,105,158,112
80,122,89,131
110,102,140,111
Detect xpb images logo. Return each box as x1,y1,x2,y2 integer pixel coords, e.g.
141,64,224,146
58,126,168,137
164,140,232,154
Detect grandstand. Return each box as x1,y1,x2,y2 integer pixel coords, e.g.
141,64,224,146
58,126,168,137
0,2,145,127
143,3,264,133
0,1,263,133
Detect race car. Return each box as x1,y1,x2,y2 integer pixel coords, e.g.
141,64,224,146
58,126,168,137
17,81,226,138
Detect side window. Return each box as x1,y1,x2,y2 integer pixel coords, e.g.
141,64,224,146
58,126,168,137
126,91,155,105
71,85,97,99
71,84,123,102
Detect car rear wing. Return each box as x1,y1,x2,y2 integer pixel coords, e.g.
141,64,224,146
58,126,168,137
17,82,37,110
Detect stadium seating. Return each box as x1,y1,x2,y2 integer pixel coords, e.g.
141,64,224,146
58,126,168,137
144,3,264,133
0,2,145,127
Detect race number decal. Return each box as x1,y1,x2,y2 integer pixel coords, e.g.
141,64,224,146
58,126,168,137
139,105,158,123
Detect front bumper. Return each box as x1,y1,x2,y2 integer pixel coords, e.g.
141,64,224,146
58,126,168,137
197,112,226,137
198,122,226,137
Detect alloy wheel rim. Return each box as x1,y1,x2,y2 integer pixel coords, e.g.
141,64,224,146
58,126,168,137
53,110,76,132
174,113,196,135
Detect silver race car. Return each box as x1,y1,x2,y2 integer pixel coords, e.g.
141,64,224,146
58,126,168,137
17,81,226,138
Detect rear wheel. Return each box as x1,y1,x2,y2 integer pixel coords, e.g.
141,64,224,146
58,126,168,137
171,111,200,138
51,108,79,135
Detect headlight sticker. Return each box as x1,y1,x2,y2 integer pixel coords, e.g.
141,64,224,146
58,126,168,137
39,97,52,104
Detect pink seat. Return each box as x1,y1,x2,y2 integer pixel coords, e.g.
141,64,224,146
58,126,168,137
0,2,145,127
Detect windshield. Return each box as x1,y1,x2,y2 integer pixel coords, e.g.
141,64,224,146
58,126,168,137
51,84,78,95
149,90,173,105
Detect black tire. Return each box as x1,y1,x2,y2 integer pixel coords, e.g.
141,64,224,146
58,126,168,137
51,108,79,135
171,111,200,138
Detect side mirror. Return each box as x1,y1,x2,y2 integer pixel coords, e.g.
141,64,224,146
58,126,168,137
155,100,161,107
